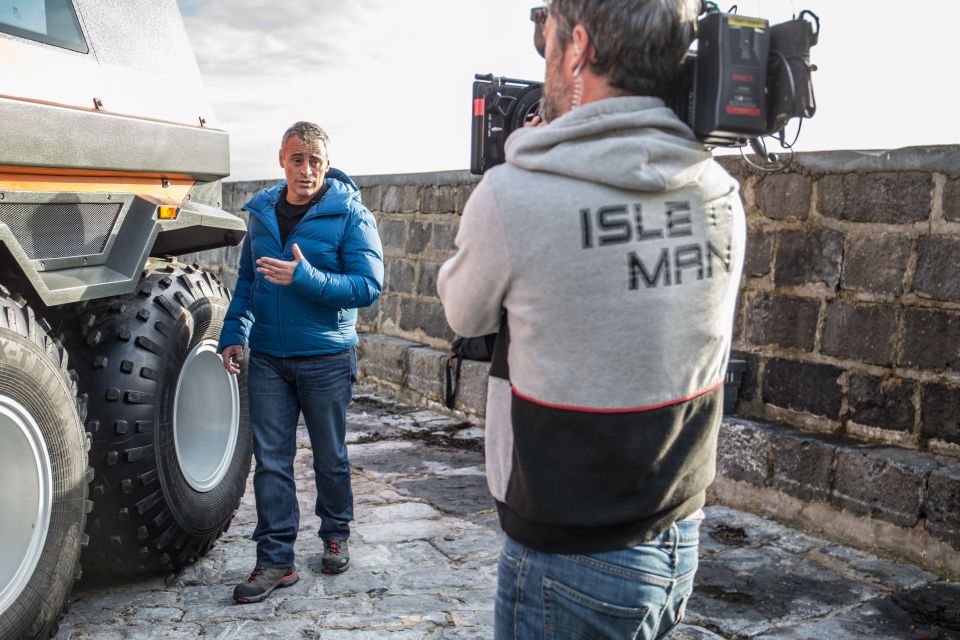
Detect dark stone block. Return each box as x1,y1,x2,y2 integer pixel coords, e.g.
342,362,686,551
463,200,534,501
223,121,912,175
767,586,960,639
819,172,932,223
762,358,843,419
377,294,400,328
925,467,960,548
841,234,911,296
428,223,458,259
360,185,382,212
912,235,960,302
770,430,837,502
848,374,916,432
456,184,477,214
356,301,379,332
382,185,403,213
406,221,431,254
416,300,454,342
378,219,406,255
355,334,416,384
891,583,960,633
405,346,444,400
899,309,960,372
774,230,843,288
821,301,899,366
400,185,419,213
395,475,494,518
943,178,960,222
746,295,819,351
756,174,811,220
831,448,938,527
732,294,745,343
386,259,416,295
398,297,418,333
689,546,881,638
743,229,774,277
730,351,759,401
419,185,456,214
418,261,441,298
920,383,960,445
453,359,491,413
401,298,453,341
716,419,770,486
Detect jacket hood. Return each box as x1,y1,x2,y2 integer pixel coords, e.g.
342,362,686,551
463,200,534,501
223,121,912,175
505,96,713,192
245,167,361,217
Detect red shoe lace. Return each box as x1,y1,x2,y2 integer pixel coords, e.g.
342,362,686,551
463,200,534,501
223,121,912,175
329,540,340,555
247,565,264,582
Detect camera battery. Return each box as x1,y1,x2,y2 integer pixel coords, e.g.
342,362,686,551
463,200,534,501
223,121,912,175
692,12,770,145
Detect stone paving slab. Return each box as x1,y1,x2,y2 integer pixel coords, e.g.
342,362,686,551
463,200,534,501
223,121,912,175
56,391,960,639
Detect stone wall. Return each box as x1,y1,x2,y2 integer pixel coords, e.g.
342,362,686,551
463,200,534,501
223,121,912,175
724,147,960,458
194,146,960,574
203,148,960,457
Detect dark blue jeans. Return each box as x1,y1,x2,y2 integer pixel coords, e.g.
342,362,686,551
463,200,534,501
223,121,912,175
495,519,701,640
248,348,356,568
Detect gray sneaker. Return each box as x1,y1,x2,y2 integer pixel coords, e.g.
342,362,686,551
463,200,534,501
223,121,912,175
322,538,350,574
233,564,299,603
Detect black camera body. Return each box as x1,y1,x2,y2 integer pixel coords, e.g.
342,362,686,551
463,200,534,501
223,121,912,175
471,75,544,174
470,9,818,174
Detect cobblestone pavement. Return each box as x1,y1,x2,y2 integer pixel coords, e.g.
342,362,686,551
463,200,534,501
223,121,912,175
57,393,960,640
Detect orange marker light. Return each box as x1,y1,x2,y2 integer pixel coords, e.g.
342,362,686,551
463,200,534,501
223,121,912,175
158,206,179,220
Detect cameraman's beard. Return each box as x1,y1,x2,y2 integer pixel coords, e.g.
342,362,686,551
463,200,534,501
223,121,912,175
542,64,572,123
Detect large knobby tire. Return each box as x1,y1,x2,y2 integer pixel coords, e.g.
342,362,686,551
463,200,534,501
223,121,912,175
69,258,251,572
0,289,89,640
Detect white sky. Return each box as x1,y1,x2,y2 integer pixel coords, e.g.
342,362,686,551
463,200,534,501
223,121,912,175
177,0,959,181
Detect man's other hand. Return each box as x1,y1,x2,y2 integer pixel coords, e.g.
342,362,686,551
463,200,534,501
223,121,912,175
524,114,544,128
257,243,303,285
221,344,244,375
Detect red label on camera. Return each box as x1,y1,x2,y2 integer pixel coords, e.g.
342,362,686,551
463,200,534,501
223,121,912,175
474,98,485,117
725,105,762,117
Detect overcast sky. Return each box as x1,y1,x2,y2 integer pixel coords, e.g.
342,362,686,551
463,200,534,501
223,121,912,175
176,0,958,181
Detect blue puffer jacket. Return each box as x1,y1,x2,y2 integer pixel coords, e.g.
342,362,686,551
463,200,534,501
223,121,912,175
217,169,383,356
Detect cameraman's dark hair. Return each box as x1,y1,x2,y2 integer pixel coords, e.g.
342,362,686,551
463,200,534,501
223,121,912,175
281,121,330,155
547,0,699,100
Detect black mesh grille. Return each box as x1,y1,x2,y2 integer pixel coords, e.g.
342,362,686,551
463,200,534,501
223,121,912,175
0,202,122,260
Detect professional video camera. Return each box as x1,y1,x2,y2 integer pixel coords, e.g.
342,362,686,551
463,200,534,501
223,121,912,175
470,4,820,174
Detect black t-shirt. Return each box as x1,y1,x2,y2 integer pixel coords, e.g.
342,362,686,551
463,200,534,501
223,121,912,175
275,183,329,248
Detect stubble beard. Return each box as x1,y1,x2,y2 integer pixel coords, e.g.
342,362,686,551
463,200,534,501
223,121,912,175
540,48,571,123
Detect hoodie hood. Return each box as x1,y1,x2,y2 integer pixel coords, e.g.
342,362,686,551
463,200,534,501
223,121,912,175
505,96,713,192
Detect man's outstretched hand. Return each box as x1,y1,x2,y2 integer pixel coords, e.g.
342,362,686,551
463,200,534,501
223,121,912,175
257,243,303,285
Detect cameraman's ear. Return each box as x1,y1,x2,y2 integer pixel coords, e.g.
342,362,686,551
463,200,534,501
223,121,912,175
570,25,590,74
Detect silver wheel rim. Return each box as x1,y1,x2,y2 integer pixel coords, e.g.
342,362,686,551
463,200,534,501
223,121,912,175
0,396,52,614
174,340,240,492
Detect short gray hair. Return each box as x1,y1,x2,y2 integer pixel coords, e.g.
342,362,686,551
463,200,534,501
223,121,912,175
281,121,330,153
547,0,699,100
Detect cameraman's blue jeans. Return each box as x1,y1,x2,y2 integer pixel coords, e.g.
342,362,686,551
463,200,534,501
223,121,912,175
495,519,700,640
248,349,355,568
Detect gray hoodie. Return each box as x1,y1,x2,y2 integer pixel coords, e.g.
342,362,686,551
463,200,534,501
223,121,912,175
438,96,745,553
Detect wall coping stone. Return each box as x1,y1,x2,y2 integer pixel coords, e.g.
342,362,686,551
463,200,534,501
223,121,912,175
224,146,960,195
752,145,960,176
352,170,481,187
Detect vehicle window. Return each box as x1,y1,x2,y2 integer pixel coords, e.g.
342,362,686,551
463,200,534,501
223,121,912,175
0,0,87,53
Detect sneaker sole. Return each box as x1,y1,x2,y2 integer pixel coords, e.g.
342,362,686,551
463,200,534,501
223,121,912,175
322,559,350,575
233,572,299,604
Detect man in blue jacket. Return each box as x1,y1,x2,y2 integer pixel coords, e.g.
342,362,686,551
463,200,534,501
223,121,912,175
218,121,383,603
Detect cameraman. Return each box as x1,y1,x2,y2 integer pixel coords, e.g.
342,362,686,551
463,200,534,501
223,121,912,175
438,1,745,638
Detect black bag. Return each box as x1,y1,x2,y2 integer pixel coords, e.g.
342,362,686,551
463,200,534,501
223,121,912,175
444,333,497,408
